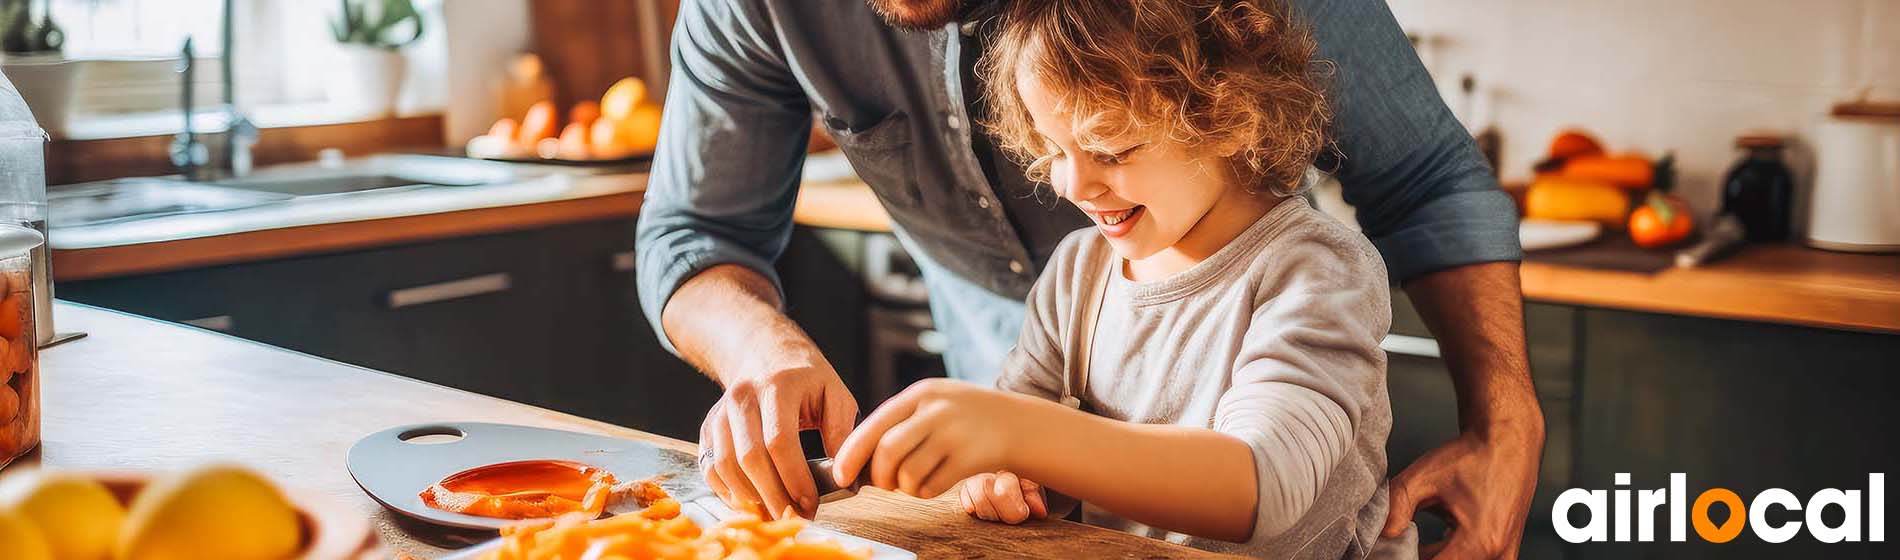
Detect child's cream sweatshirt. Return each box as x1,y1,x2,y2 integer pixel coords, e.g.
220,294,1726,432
996,199,1415,559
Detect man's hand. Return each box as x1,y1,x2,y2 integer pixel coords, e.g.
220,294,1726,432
1384,417,1544,559
664,265,860,520
831,379,1042,499
699,364,858,520
1389,261,1545,559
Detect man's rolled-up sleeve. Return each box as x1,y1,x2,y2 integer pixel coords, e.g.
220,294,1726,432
1296,0,1522,282
636,0,813,354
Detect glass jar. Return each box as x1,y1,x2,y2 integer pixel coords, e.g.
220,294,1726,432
0,225,39,467
1720,135,1797,242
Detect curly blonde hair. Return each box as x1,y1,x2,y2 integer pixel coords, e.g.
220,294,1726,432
978,0,1330,196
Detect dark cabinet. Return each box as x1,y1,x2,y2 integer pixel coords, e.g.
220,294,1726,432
1570,309,1900,559
59,219,871,443
1384,292,1900,560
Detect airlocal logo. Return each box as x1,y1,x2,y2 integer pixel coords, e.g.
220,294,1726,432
1553,473,1885,544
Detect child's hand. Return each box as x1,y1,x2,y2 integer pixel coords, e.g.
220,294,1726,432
832,379,1059,499
960,471,1049,524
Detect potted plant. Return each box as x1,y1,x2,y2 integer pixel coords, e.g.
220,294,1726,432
328,0,423,114
0,0,73,136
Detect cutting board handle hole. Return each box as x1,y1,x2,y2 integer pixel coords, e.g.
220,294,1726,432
397,426,466,445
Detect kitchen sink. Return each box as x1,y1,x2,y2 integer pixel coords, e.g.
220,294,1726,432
49,179,290,228
49,155,522,228
209,155,517,196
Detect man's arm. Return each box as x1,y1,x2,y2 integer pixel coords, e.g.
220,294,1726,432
1392,263,1544,557
635,0,857,520
1290,0,1541,557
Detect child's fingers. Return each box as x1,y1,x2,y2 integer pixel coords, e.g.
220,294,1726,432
1020,477,1048,519
831,390,921,488
963,475,999,521
992,472,1031,524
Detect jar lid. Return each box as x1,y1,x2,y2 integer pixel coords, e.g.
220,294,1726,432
0,224,39,258
1735,134,1784,149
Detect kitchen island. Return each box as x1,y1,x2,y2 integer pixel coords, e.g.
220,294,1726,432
23,302,1231,559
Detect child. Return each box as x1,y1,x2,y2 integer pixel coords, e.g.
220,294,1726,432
830,0,1414,557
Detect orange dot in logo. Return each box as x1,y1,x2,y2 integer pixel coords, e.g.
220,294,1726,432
1692,488,1747,543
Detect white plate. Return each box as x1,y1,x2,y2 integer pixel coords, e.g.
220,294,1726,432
1520,219,1602,251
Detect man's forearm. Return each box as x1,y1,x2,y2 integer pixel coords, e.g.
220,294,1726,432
1401,261,1543,434
661,264,826,387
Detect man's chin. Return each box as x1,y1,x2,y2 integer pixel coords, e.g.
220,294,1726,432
865,0,961,31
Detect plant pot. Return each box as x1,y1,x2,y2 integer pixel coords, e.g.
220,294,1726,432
326,45,407,115
0,54,79,138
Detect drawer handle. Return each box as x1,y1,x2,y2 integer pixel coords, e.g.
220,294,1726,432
610,251,636,272
181,315,234,332
387,273,512,309
1381,334,1442,359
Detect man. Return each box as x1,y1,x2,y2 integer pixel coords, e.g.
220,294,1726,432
636,0,1544,557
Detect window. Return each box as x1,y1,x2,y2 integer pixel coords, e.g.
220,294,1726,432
48,0,446,134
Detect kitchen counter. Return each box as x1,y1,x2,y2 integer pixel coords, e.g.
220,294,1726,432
52,174,1899,334
24,302,1229,559
789,184,1900,334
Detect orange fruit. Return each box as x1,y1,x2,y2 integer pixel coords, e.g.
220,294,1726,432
620,104,663,153
568,101,601,129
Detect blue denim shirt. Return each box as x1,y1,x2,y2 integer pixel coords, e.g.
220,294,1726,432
636,0,1521,361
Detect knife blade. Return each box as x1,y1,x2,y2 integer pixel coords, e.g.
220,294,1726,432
679,457,870,521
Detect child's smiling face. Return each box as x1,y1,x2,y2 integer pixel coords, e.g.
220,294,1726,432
1017,69,1255,265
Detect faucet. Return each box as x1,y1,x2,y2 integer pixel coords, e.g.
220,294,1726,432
169,0,257,181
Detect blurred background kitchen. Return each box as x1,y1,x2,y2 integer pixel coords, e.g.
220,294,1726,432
3,1,1896,558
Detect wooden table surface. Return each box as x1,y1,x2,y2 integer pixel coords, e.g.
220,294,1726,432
20,302,1229,559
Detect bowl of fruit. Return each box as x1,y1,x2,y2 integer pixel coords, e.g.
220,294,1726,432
0,465,373,560
467,77,664,165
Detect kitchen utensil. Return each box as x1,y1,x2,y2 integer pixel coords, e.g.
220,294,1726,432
347,422,702,531
1520,219,1602,251
1675,215,1746,268
1807,105,1900,253
348,422,908,557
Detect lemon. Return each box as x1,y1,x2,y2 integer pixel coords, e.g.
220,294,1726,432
0,470,124,560
117,465,301,560
600,77,648,121
0,508,54,560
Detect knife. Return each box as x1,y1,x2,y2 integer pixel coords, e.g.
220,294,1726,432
678,457,870,521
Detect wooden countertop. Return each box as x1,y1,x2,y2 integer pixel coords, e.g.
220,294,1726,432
790,184,1900,334
23,302,1228,559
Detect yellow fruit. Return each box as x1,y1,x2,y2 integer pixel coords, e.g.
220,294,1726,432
600,77,648,121
1524,178,1631,227
619,103,664,153
0,508,54,560
0,471,124,560
117,465,301,560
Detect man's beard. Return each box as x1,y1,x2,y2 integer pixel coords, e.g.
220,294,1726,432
864,0,962,31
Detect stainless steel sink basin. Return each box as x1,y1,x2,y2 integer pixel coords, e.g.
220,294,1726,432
210,155,517,197
49,155,522,228
49,179,289,228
